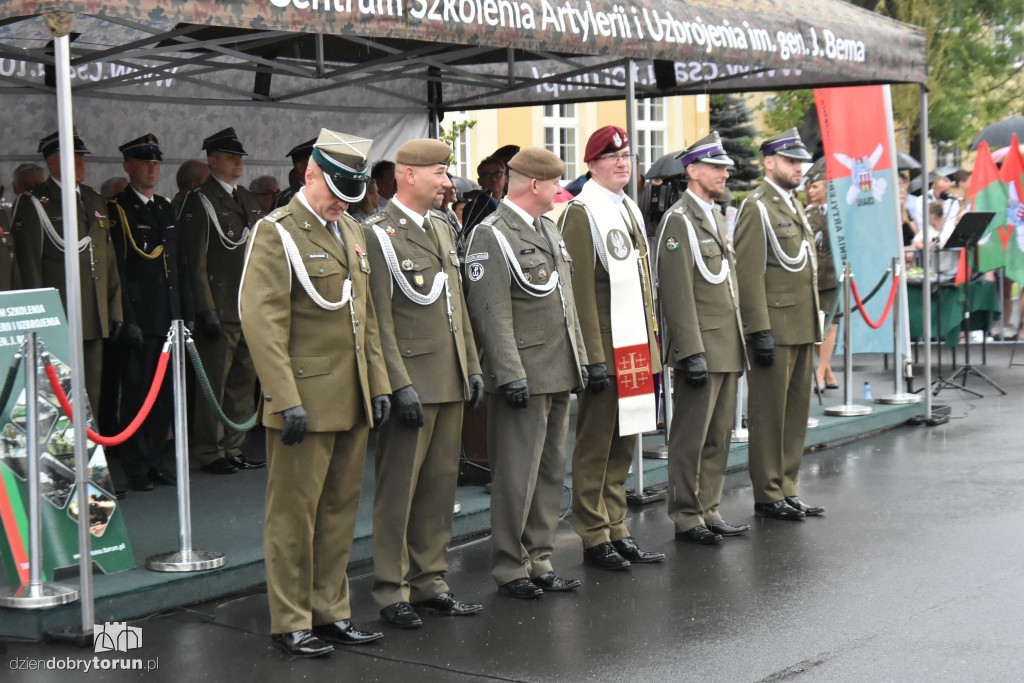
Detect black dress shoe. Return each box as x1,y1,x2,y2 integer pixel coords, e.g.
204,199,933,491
114,489,128,500
675,525,722,544
500,577,543,599
271,630,334,657
708,520,751,536
149,470,176,486
755,500,806,520
583,541,630,570
785,496,825,516
531,571,581,592
312,620,383,645
380,602,422,629
825,382,840,390
414,591,482,616
228,454,266,470
612,537,666,563
127,475,154,492
200,458,238,475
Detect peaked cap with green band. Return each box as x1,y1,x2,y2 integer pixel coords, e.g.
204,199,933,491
311,128,373,203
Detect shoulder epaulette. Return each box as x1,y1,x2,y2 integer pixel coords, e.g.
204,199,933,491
267,207,291,222
365,212,388,225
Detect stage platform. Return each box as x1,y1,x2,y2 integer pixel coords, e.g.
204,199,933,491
0,353,945,639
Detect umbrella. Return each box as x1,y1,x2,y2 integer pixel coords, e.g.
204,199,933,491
970,116,1024,151
896,150,921,172
449,176,481,201
645,151,686,179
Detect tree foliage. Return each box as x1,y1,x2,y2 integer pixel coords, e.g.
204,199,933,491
709,94,762,190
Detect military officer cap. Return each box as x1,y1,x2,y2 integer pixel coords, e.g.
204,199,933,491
805,158,826,184
507,147,565,180
311,128,373,203
584,125,629,163
760,127,812,160
38,128,90,158
286,138,317,163
202,127,248,156
395,139,452,166
676,131,734,168
119,133,163,161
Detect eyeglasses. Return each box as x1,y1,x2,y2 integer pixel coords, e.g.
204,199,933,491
595,152,635,164
479,170,506,179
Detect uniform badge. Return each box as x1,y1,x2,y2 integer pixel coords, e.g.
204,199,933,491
536,267,547,281
39,196,50,205
520,248,535,255
607,228,630,261
468,263,484,281
413,274,425,287
399,218,407,225
466,252,488,263
401,259,414,271
227,229,235,238
524,271,532,282
665,236,680,252
385,225,396,236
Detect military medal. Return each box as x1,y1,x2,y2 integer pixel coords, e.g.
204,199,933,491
355,243,367,269
536,267,547,281
401,259,414,271
227,229,235,238
413,274,425,287
665,236,680,252
524,271,531,282
385,225,396,236
559,239,571,260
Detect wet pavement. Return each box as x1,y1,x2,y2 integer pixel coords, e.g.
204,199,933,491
5,347,1024,682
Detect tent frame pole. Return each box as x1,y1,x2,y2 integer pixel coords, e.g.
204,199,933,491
919,85,933,421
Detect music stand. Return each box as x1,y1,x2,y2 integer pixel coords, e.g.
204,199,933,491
937,211,1005,397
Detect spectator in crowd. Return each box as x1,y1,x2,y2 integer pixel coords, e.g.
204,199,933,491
372,160,397,211
172,160,210,214
100,176,129,201
249,175,280,216
347,178,379,223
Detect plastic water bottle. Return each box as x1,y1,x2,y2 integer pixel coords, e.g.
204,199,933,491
863,381,872,400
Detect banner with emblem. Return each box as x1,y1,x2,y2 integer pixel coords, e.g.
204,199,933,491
815,84,905,354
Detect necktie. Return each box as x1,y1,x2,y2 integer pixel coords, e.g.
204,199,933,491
231,188,239,205
330,221,344,246
424,217,440,251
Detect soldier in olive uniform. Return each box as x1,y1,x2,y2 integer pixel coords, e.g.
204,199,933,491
656,133,749,544
240,129,392,658
559,125,664,570
733,129,825,520
362,139,485,629
805,161,840,390
464,147,589,600
179,128,264,475
108,134,194,492
11,130,122,407
274,137,316,210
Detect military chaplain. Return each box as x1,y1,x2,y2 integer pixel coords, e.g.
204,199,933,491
559,125,664,570
108,133,194,491
362,139,485,628
464,147,589,600
240,128,392,658
11,129,122,408
179,127,265,475
733,128,825,520
656,132,749,544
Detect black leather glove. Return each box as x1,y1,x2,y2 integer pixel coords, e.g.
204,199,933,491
198,309,221,340
122,322,144,348
750,330,775,368
468,374,484,411
683,353,709,387
393,385,424,429
586,363,612,395
371,394,390,431
280,405,309,445
573,365,589,395
502,378,530,409
108,319,123,342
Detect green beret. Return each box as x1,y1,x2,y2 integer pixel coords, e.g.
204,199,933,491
395,139,452,166
507,147,564,180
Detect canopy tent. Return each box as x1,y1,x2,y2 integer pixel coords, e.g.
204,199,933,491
0,0,933,639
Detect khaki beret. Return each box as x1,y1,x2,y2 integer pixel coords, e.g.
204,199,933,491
395,139,452,166
507,147,565,180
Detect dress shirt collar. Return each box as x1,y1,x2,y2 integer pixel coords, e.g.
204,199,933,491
501,197,538,228
765,177,796,212
296,187,327,227
131,186,154,205
49,176,80,195
212,174,236,196
390,197,426,229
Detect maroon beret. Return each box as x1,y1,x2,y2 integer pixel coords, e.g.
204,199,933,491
584,125,629,163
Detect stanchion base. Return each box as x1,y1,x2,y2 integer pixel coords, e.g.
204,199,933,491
45,624,94,647
823,404,873,417
0,582,79,609
626,487,667,506
731,428,748,443
146,549,226,572
642,444,669,460
807,417,821,429
875,393,922,405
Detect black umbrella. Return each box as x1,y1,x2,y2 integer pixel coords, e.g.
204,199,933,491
645,151,685,179
970,116,1024,151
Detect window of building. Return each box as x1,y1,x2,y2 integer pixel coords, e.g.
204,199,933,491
635,97,667,173
544,103,578,180
446,110,472,178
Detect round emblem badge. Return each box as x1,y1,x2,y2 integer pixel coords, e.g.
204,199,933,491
606,228,631,260
665,236,680,252
401,259,414,271
468,263,485,281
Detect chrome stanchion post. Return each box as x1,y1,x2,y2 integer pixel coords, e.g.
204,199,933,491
147,320,225,572
825,263,872,416
627,433,665,506
732,374,748,442
0,334,79,608
643,367,670,460
877,258,921,405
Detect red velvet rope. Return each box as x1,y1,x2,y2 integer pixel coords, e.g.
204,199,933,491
850,274,901,330
44,351,170,447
